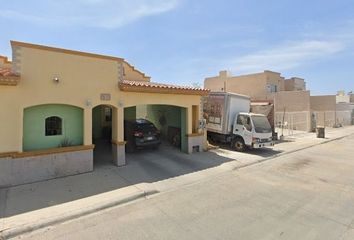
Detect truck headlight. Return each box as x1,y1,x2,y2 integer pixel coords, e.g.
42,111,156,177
252,137,260,143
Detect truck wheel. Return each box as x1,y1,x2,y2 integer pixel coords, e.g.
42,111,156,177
231,138,245,152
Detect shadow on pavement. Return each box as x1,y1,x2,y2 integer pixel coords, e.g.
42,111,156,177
214,142,283,157
2,142,234,218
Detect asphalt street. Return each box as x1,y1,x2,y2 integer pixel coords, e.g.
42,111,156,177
14,134,354,240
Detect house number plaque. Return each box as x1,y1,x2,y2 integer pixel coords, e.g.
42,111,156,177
100,93,111,101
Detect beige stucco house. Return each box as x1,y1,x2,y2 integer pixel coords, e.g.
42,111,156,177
0,41,209,187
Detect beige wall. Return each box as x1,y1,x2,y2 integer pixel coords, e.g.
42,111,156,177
204,70,231,92
226,72,268,100
0,56,12,68
310,95,336,111
204,70,284,101
122,61,150,81
284,77,306,91
275,91,311,112
0,43,201,153
264,71,285,92
336,94,350,103
310,95,337,127
349,94,354,103
274,91,311,131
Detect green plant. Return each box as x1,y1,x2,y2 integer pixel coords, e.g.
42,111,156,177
58,138,73,147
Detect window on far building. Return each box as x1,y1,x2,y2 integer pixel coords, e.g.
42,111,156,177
267,84,278,93
45,116,62,136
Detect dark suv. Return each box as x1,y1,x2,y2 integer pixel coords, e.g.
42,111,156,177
124,119,161,152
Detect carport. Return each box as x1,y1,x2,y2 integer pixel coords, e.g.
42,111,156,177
124,104,188,152
109,80,209,166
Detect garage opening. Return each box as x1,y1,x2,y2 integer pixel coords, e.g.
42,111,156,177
92,105,114,166
124,105,188,153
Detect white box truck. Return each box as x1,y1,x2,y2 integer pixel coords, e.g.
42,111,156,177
203,92,274,151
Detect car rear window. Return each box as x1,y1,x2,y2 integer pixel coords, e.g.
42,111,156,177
135,123,156,131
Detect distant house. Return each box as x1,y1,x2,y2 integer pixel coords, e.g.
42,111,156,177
204,70,352,131
204,70,311,132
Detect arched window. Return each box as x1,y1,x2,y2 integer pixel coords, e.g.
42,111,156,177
45,116,62,136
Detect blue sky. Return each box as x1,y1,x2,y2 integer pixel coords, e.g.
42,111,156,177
0,0,353,95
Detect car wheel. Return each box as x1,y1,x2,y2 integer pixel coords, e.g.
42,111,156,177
231,138,245,152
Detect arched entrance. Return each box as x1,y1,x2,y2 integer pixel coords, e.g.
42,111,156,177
92,104,115,166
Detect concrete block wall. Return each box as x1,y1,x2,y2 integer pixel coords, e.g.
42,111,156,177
187,135,205,153
0,149,93,187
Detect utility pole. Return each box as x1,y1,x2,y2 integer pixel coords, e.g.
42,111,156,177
281,107,286,137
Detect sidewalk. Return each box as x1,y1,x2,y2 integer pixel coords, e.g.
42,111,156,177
212,126,354,168
1,126,354,239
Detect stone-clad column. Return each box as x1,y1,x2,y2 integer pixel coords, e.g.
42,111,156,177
112,106,126,166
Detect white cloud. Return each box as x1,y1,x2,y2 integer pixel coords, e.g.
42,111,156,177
227,20,354,74
0,0,179,29
230,40,345,74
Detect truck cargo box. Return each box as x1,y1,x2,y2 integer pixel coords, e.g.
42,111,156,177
203,92,251,135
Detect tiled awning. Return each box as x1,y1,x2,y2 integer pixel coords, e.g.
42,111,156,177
0,68,20,86
119,80,210,96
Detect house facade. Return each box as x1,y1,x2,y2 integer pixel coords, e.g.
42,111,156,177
0,41,209,187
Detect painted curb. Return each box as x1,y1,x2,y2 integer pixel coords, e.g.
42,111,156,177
0,189,158,240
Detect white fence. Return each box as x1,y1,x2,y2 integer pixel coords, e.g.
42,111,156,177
275,111,310,134
313,111,353,127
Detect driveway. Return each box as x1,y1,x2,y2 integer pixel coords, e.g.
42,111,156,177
1,142,234,218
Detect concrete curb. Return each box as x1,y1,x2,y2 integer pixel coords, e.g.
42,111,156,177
233,133,354,171
0,188,158,240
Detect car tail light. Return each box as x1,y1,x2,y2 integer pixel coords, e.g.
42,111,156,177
134,131,144,137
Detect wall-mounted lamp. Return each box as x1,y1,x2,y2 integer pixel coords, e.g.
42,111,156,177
86,99,92,107
118,100,124,107
53,76,60,84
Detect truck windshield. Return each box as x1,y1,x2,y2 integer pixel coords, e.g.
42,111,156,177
251,116,272,133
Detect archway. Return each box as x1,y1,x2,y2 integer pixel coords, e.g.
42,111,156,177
92,105,115,166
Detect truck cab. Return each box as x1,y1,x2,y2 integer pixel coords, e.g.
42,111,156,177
231,113,274,151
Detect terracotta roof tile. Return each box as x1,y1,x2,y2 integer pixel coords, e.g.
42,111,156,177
119,80,209,95
0,68,17,77
0,68,20,86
